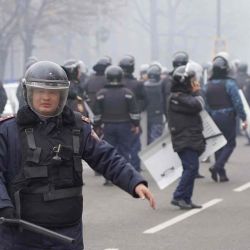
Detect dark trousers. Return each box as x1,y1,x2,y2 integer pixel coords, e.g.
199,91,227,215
212,112,236,176
130,132,141,172
147,122,164,145
173,149,199,203
0,222,84,250
103,122,133,161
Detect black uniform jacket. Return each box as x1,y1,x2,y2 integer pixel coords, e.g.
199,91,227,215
0,106,146,210
167,92,205,155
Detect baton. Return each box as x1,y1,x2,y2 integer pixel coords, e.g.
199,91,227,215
0,217,75,244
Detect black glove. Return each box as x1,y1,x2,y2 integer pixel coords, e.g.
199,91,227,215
0,207,15,218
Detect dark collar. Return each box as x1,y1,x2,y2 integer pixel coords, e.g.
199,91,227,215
16,105,76,127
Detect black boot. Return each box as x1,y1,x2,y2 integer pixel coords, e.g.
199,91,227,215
195,173,205,179
171,199,192,209
219,175,229,182
209,167,218,182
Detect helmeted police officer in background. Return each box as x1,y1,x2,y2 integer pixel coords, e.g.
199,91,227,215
203,55,247,182
93,66,141,184
0,61,156,250
84,56,111,111
242,63,250,107
143,64,166,144
63,59,88,116
164,51,190,119
119,55,144,172
171,51,189,73
16,56,38,109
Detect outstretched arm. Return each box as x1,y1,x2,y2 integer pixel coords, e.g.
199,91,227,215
135,183,156,209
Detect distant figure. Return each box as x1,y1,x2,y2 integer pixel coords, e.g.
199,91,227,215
16,56,38,109
168,63,205,210
203,55,247,182
84,56,111,111
62,60,88,116
143,64,166,144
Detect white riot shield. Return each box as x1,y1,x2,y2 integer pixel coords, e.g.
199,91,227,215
238,89,250,137
200,110,227,160
139,129,182,190
139,110,227,190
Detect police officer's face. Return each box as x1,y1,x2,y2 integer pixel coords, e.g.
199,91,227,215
32,88,60,116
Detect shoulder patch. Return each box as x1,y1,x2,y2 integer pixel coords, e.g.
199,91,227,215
0,115,15,123
81,115,90,124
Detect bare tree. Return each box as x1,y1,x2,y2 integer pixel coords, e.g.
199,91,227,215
0,0,23,80
0,0,128,80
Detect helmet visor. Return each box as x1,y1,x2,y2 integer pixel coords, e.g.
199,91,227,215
26,81,69,117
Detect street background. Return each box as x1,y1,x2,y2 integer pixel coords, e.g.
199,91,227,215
82,135,250,250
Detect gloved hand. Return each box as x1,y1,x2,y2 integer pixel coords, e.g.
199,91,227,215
0,207,15,218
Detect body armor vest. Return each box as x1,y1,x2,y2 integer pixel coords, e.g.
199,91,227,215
98,87,132,123
10,111,84,227
144,80,164,122
205,80,233,110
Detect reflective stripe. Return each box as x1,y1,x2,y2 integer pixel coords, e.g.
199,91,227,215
125,94,133,99
129,113,140,120
97,95,104,100
94,115,102,122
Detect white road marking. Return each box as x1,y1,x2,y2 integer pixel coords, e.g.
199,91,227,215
143,198,223,234
104,249,119,250
233,182,250,192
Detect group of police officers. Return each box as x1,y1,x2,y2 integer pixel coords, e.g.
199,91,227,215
0,50,249,249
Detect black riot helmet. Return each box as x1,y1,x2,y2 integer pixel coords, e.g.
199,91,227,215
211,56,230,78
93,56,112,74
147,64,162,81
172,51,189,68
118,55,135,74
105,65,123,85
24,61,69,117
62,59,81,81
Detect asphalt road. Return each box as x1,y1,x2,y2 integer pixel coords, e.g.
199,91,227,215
82,136,250,250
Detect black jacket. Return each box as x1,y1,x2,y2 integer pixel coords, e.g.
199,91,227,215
167,92,205,155
0,105,146,226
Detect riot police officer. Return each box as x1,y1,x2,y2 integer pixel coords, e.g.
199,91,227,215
144,64,166,144
172,51,189,70
84,56,111,111
119,55,144,172
16,56,38,109
165,51,190,118
93,65,140,166
63,59,88,116
203,55,247,182
0,61,156,250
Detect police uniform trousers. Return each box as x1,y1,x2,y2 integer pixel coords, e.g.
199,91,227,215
147,121,164,145
212,111,236,176
173,149,199,203
0,222,84,250
103,122,133,161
